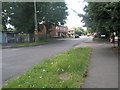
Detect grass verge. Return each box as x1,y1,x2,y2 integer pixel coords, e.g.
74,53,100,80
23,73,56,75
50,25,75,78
3,47,92,88
93,37,109,42
5,38,56,48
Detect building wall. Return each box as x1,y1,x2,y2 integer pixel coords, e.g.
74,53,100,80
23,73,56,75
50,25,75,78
50,26,57,37
67,29,75,37
37,25,57,37
37,25,68,38
56,26,68,37
37,25,46,35
56,26,68,32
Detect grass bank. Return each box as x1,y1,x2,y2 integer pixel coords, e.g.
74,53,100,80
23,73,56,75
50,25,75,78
3,48,92,88
4,38,56,48
93,37,109,42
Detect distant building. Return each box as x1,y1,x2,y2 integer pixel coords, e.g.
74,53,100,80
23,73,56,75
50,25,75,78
55,25,68,37
67,29,75,37
37,25,68,38
37,25,46,35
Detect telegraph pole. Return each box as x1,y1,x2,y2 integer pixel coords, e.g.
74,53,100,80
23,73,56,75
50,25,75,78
34,0,38,33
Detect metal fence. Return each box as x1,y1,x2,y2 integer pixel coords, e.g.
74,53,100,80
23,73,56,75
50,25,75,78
7,34,51,43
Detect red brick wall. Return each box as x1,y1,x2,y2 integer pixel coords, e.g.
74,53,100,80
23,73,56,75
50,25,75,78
37,25,57,37
50,26,57,37
37,25,46,35
37,25,68,37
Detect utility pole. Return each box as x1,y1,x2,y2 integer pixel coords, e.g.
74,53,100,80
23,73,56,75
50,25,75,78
34,0,38,33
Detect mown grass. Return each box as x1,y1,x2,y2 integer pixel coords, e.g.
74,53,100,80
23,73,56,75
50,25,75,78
12,38,56,47
3,48,92,88
93,37,109,42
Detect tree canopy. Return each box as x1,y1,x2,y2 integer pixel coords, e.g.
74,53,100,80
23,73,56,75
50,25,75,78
2,2,68,34
72,27,85,35
81,2,120,36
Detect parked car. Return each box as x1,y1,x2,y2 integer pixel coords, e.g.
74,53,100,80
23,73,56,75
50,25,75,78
87,34,90,36
75,35,79,38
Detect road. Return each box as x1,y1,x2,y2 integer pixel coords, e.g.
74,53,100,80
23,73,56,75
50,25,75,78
2,36,90,85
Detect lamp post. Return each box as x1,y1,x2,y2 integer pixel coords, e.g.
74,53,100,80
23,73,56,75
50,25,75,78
34,0,38,33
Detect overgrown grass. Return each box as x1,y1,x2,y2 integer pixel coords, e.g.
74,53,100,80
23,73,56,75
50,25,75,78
3,48,92,88
12,38,56,47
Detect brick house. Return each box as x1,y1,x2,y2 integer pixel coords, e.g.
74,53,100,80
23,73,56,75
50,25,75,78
37,25,46,35
55,25,68,37
67,29,75,37
37,25,68,38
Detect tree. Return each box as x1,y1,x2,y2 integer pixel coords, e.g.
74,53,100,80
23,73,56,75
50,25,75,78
37,2,68,35
2,2,12,30
0,24,3,31
72,27,84,35
2,2,68,42
83,2,120,32
86,28,93,34
80,2,120,45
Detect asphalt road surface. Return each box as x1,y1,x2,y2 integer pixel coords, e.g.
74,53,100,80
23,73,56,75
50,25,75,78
2,36,91,85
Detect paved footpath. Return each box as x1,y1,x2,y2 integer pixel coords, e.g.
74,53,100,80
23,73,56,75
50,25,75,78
76,37,118,88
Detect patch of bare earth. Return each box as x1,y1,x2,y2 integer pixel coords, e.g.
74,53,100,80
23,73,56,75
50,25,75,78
59,73,71,80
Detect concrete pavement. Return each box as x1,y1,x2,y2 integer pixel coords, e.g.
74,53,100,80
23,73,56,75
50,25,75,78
77,38,118,88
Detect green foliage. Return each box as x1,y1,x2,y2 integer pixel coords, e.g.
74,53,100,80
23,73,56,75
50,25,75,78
87,28,93,33
0,24,15,31
81,2,120,35
3,48,92,88
2,2,35,33
2,2,68,42
2,2,68,34
72,27,85,35
38,24,44,32
2,2,11,30
0,24,3,31
40,2,68,34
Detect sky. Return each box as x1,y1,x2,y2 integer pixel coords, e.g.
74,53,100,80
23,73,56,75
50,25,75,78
65,0,87,30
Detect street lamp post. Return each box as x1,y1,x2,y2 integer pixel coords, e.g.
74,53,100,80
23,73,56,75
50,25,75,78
34,0,38,33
